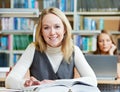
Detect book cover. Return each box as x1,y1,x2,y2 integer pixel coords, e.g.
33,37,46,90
0,53,9,67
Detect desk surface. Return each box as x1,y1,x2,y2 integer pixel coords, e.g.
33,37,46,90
1,78,120,85
0,78,5,81
98,79,120,84
0,87,22,92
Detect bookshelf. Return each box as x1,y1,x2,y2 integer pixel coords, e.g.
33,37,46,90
0,0,39,67
75,0,120,53
0,0,120,67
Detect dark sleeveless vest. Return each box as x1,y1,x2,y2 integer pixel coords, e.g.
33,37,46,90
30,49,75,81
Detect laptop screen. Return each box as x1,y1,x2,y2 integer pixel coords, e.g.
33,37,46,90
84,55,118,80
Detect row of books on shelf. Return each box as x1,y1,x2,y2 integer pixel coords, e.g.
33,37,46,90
0,0,38,8
0,81,5,87
13,0,38,8
43,0,74,12
74,35,96,52
0,35,33,50
76,16,105,31
77,0,120,12
1,17,34,30
13,35,33,50
82,17,104,31
0,53,21,67
0,0,74,12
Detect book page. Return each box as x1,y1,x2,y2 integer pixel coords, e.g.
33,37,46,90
22,79,91,92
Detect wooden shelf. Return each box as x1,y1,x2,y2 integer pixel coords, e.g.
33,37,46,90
110,31,120,35
0,8,39,17
98,79,120,85
72,30,101,36
13,50,24,54
0,50,10,53
0,30,33,35
0,78,5,81
77,12,120,16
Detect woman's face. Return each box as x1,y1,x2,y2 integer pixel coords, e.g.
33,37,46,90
41,13,66,47
98,33,112,54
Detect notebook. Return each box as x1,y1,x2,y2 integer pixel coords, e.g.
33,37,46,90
84,55,118,80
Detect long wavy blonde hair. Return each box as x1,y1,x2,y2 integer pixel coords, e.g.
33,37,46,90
35,7,74,62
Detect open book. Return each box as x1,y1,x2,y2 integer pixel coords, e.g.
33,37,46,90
22,79,92,92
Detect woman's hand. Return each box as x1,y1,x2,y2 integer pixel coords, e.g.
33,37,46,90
24,76,40,87
24,76,54,87
109,44,117,55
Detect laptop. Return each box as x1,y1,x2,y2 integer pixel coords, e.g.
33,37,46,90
84,55,118,80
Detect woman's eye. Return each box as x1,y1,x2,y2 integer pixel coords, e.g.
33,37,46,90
44,26,49,30
107,39,111,42
55,25,60,29
99,40,103,42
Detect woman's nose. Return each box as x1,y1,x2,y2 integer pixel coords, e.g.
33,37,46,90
103,41,107,45
50,27,56,34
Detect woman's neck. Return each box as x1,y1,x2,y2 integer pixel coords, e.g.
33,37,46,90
46,45,62,54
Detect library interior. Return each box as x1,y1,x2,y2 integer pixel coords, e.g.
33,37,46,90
0,0,120,92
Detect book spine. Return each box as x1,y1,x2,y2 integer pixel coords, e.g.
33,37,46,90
24,0,28,8
1,36,8,50
14,17,18,30
57,0,66,12
13,54,21,64
66,0,70,11
99,18,104,30
70,0,74,12
8,35,11,50
1,18,5,30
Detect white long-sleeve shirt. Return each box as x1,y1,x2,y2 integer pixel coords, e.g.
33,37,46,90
5,43,97,89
